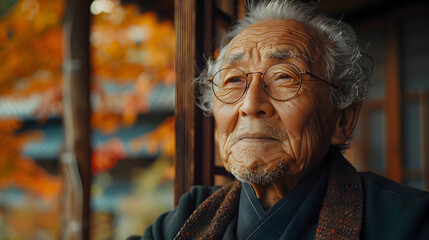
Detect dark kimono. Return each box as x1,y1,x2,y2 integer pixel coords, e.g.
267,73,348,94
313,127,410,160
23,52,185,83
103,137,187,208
129,156,429,240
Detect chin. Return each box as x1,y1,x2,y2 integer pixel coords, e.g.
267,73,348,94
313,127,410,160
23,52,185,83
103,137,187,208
229,159,288,185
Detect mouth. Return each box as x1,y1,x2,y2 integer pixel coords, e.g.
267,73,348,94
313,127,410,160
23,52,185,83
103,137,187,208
238,133,277,141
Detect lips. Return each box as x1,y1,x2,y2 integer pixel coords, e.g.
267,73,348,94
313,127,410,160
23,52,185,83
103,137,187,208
230,121,286,146
238,133,277,141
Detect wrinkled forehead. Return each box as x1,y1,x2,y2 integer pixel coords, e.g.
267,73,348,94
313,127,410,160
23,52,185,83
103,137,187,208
225,19,326,66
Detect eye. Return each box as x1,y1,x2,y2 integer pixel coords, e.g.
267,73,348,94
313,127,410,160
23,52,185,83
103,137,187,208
278,74,293,80
214,68,246,87
222,75,245,87
273,73,296,82
227,77,243,83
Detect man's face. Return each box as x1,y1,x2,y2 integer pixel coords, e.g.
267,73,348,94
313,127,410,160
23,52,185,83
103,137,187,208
213,19,339,185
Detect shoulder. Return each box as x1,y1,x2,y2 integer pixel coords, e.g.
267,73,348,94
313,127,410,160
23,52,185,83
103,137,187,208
166,184,223,218
185,184,224,207
360,172,428,198
139,184,223,240
360,172,429,240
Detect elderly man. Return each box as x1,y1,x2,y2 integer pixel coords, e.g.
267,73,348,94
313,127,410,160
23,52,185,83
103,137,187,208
129,0,429,239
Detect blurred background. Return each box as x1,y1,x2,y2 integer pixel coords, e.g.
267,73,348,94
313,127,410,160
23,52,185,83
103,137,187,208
0,0,174,239
0,0,428,239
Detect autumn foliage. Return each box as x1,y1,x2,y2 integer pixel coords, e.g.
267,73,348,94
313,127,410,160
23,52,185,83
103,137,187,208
0,0,65,198
0,0,175,196
0,0,64,97
0,118,61,197
90,3,175,134
89,0,175,173
130,116,175,157
92,138,127,174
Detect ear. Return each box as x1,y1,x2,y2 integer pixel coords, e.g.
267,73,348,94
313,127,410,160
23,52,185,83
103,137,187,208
331,103,361,145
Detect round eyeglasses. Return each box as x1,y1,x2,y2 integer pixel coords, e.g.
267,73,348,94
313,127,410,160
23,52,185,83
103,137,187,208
207,62,337,104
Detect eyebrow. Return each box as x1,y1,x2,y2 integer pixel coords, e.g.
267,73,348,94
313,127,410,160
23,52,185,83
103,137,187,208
267,49,313,62
224,52,247,65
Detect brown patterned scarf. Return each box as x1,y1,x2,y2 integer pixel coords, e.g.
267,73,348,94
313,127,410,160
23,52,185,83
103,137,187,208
175,155,363,240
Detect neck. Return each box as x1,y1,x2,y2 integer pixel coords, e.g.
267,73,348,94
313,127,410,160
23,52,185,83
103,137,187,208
250,176,302,210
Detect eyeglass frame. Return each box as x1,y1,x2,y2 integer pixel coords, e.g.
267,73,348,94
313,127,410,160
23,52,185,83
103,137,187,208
207,62,339,104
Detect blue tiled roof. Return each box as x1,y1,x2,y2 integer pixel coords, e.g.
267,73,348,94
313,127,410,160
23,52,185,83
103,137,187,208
0,83,175,118
0,95,43,120
1,83,175,160
22,120,169,160
149,84,175,113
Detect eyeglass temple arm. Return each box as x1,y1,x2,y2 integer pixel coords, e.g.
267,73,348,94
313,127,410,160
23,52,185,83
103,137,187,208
305,71,339,89
207,78,217,86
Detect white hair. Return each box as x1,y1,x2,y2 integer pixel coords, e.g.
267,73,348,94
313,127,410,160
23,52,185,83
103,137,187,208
194,0,373,113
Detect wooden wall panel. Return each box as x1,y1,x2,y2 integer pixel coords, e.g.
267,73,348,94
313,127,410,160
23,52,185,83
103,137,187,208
420,91,429,190
384,22,403,183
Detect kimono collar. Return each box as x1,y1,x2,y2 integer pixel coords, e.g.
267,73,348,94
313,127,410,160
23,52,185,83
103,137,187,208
175,152,363,240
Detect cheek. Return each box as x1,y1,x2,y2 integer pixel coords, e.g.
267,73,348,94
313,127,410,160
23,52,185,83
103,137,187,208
213,101,237,134
277,90,335,160
276,100,315,137
293,87,334,128
213,101,239,162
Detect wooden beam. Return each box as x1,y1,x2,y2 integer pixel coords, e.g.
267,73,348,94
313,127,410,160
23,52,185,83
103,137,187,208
384,21,403,183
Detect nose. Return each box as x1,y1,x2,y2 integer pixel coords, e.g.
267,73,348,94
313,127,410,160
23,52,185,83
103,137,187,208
239,74,275,117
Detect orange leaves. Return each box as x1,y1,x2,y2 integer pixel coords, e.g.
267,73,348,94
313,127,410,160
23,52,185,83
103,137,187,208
35,82,63,121
0,118,42,156
0,118,61,198
130,116,175,157
91,111,123,135
32,27,63,63
92,138,126,174
0,0,176,186
88,1,175,134
2,155,62,198
0,0,63,199
122,93,144,127
0,118,22,134
0,0,63,97
90,3,175,83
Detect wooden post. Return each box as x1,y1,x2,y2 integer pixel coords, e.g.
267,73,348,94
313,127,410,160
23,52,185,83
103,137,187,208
195,0,215,188
174,0,198,205
174,0,217,204
62,0,92,239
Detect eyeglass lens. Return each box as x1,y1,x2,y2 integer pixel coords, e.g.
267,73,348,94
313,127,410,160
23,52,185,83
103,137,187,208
211,62,302,103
